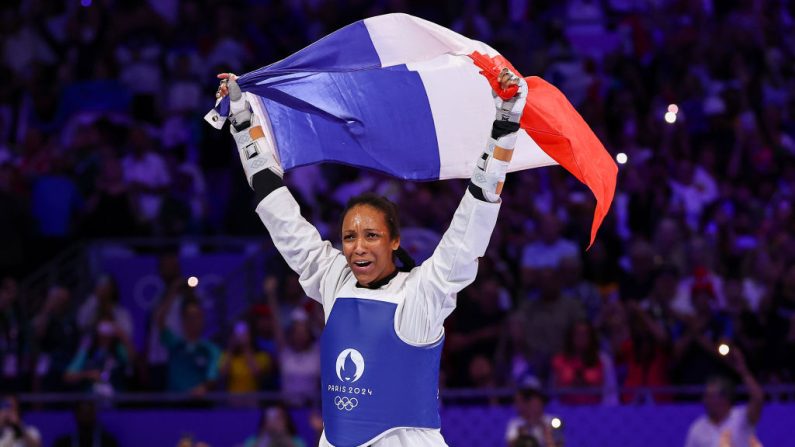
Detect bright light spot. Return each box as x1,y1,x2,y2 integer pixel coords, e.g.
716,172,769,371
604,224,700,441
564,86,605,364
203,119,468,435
550,417,562,429
668,104,679,114
718,344,730,356
81,0,92,6
664,111,677,124
616,153,628,164
187,276,199,288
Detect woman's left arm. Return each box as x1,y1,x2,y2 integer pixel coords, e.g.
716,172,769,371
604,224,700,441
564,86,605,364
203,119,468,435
401,71,527,341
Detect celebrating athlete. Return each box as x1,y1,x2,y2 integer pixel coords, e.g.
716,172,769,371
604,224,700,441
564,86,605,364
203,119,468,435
216,67,526,447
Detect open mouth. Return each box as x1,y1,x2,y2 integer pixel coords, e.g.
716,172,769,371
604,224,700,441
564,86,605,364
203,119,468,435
351,260,374,275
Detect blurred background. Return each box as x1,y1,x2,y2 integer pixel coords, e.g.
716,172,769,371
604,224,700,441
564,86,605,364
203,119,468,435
1,0,794,446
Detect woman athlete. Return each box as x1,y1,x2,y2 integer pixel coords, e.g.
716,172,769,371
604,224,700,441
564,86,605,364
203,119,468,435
216,68,526,447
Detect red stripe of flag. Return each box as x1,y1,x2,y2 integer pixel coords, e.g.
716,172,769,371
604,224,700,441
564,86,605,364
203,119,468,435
469,51,618,248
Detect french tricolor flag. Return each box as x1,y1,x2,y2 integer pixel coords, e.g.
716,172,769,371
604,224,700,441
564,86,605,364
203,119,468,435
207,13,617,245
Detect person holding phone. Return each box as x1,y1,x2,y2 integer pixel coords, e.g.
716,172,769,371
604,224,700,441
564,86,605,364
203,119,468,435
684,350,764,447
505,376,563,447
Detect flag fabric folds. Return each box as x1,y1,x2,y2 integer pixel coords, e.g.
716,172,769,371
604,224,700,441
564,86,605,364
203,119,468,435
206,13,617,245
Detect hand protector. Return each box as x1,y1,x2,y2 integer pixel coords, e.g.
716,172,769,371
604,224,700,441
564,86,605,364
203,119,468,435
470,70,527,202
493,68,528,126
227,79,283,187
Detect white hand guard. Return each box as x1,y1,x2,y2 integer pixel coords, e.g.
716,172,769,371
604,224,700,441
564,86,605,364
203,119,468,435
471,72,527,202
227,80,283,187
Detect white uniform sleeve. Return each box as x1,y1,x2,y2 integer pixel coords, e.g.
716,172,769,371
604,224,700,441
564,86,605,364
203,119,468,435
255,187,347,306
399,189,501,342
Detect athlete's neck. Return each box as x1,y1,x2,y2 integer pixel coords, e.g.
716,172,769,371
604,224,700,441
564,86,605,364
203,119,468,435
356,267,399,289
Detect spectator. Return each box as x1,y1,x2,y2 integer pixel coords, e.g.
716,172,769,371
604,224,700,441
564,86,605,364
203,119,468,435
466,355,500,406
0,278,27,394
620,300,673,403
618,239,657,303
494,314,534,387
551,320,618,405
683,350,764,447
669,160,718,231
155,295,220,395
29,155,83,246
219,320,273,395
0,395,40,447
518,268,585,380
64,314,136,395
81,155,140,237
77,275,133,339
240,404,306,447
673,239,726,315
52,400,119,447
672,280,735,387
559,255,602,320
266,277,320,405
723,278,765,376
446,278,506,386
248,303,280,390
145,251,186,391
504,376,562,447
32,285,80,392
520,214,578,286
121,127,171,226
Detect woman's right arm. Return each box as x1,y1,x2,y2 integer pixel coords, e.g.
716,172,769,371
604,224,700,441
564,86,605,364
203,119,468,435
254,183,346,303
220,74,346,303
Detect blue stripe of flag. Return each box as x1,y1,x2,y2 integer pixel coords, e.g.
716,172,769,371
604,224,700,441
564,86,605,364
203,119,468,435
251,64,441,180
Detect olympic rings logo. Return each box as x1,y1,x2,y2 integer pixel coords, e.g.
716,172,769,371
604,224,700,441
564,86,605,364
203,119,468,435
334,395,358,411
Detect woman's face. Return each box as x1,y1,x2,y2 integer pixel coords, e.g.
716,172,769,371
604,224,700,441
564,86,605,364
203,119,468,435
341,205,399,286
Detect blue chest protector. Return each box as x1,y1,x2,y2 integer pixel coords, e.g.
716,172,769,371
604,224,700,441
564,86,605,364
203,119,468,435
320,297,443,447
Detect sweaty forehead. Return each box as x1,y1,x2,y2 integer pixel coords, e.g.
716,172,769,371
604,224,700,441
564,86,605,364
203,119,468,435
342,205,388,231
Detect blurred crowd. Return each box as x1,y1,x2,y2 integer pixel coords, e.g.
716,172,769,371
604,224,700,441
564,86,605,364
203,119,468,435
1,0,795,414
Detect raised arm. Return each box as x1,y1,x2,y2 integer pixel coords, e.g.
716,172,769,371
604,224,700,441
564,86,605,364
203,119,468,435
219,74,346,304
402,70,527,340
